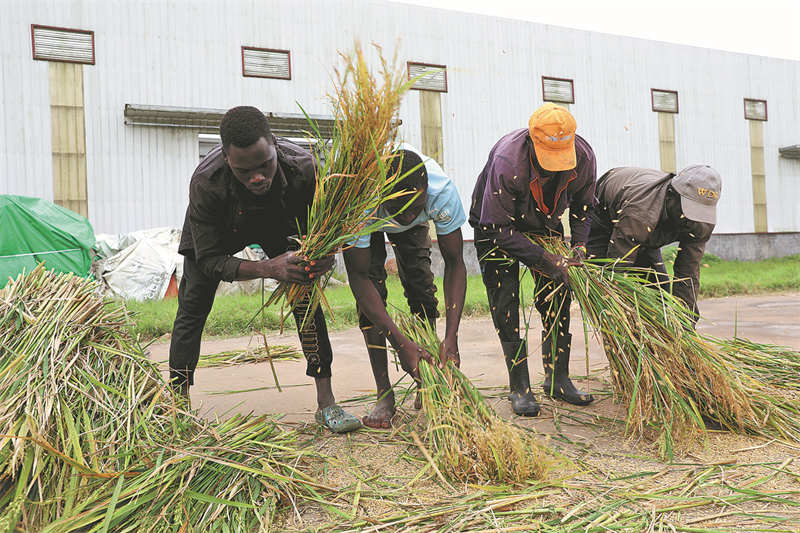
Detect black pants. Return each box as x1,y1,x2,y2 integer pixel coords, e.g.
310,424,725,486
357,222,440,330
169,254,334,386
474,232,571,345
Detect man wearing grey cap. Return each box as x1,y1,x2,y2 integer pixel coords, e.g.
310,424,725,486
586,165,722,322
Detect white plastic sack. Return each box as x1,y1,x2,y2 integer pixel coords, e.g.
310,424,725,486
97,238,178,301
94,226,278,301
94,227,182,260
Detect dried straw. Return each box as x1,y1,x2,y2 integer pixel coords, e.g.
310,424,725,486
529,236,800,458
158,344,302,369
0,265,329,531
268,41,416,327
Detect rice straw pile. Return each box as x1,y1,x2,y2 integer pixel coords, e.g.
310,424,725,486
531,237,800,458
159,344,302,369
268,41,415,327
0,265,328,531
397,314,552,484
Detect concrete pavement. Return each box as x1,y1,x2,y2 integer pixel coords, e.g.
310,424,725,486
147,293,799,428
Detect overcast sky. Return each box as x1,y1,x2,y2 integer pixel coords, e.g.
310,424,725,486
390,0,800,61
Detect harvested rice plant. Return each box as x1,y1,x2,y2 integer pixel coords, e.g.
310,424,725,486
401,315,553,484
532,237,800,459
267,42,415,328
0,266,329,531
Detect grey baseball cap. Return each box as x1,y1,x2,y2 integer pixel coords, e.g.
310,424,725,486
672,164,722,225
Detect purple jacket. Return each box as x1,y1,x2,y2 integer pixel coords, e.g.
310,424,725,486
469,128,597,267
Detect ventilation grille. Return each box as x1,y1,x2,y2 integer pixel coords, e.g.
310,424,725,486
32,25,94,64
652,89,679,113
242,47,291,79
542,77,574,104
744,99,767,121
408,62,447,92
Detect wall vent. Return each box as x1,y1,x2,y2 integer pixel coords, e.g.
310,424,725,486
542,77,574,104
408,62,447,92
31,25,95,64
651,89,679,113
744,99,767,121
242,47,291,79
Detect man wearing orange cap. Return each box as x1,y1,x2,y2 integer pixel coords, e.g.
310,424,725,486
469,103,596,416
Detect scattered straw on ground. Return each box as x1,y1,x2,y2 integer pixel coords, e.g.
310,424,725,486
272,385,800,532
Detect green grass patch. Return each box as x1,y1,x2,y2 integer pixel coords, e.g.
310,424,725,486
127,276,491,342
662,247,800,297
127,252,798,342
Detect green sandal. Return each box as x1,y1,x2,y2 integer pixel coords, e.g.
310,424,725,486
315,405,362,433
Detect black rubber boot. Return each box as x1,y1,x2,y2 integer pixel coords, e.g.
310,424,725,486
541,332,594,405
502,341,540,416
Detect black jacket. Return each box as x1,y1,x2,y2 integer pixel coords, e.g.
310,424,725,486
178,138,316,281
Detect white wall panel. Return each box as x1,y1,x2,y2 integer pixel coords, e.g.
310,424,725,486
2,0,798,237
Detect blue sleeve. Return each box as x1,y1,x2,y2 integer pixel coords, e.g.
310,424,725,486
351,234,371,249
429,179,467,236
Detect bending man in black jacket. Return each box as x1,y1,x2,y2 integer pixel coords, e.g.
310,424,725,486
169,106,360,433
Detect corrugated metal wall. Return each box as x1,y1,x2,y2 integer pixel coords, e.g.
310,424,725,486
1,1,798,236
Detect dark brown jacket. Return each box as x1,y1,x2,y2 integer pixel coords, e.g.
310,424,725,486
469,128,597,267
587,167,715,315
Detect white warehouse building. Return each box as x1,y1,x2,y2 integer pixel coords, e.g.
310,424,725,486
1,0,799,262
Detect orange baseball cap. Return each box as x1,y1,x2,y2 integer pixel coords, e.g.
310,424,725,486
528,103,577,171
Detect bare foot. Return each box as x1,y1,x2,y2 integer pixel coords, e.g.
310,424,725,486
363,394,396,429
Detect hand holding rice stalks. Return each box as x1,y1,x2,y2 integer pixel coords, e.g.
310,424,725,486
396,314,552,484
268,41,414,327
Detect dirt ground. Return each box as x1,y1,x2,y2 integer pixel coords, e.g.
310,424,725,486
147,293,800,531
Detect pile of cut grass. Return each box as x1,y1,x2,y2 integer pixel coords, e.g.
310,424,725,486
0,266,329,531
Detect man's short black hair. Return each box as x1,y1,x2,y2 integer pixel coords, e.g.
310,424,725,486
389,149,428,193
219,106,273,152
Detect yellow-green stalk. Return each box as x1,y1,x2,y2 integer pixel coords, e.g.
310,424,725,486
529,236,800,458
396,314,552,484
268,42,416,328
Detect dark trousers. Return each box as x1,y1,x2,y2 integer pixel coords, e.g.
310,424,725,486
357,222,440,330
169,254,334,386
474,233,571,346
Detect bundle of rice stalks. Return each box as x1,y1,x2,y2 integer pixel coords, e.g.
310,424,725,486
159,344,302,369
396,315,552,484
530,237,800,458
0,265,327,531
268,41,416,327
712,337,800,390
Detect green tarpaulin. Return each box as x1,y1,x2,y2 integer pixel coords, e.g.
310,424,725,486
0,195,95,288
